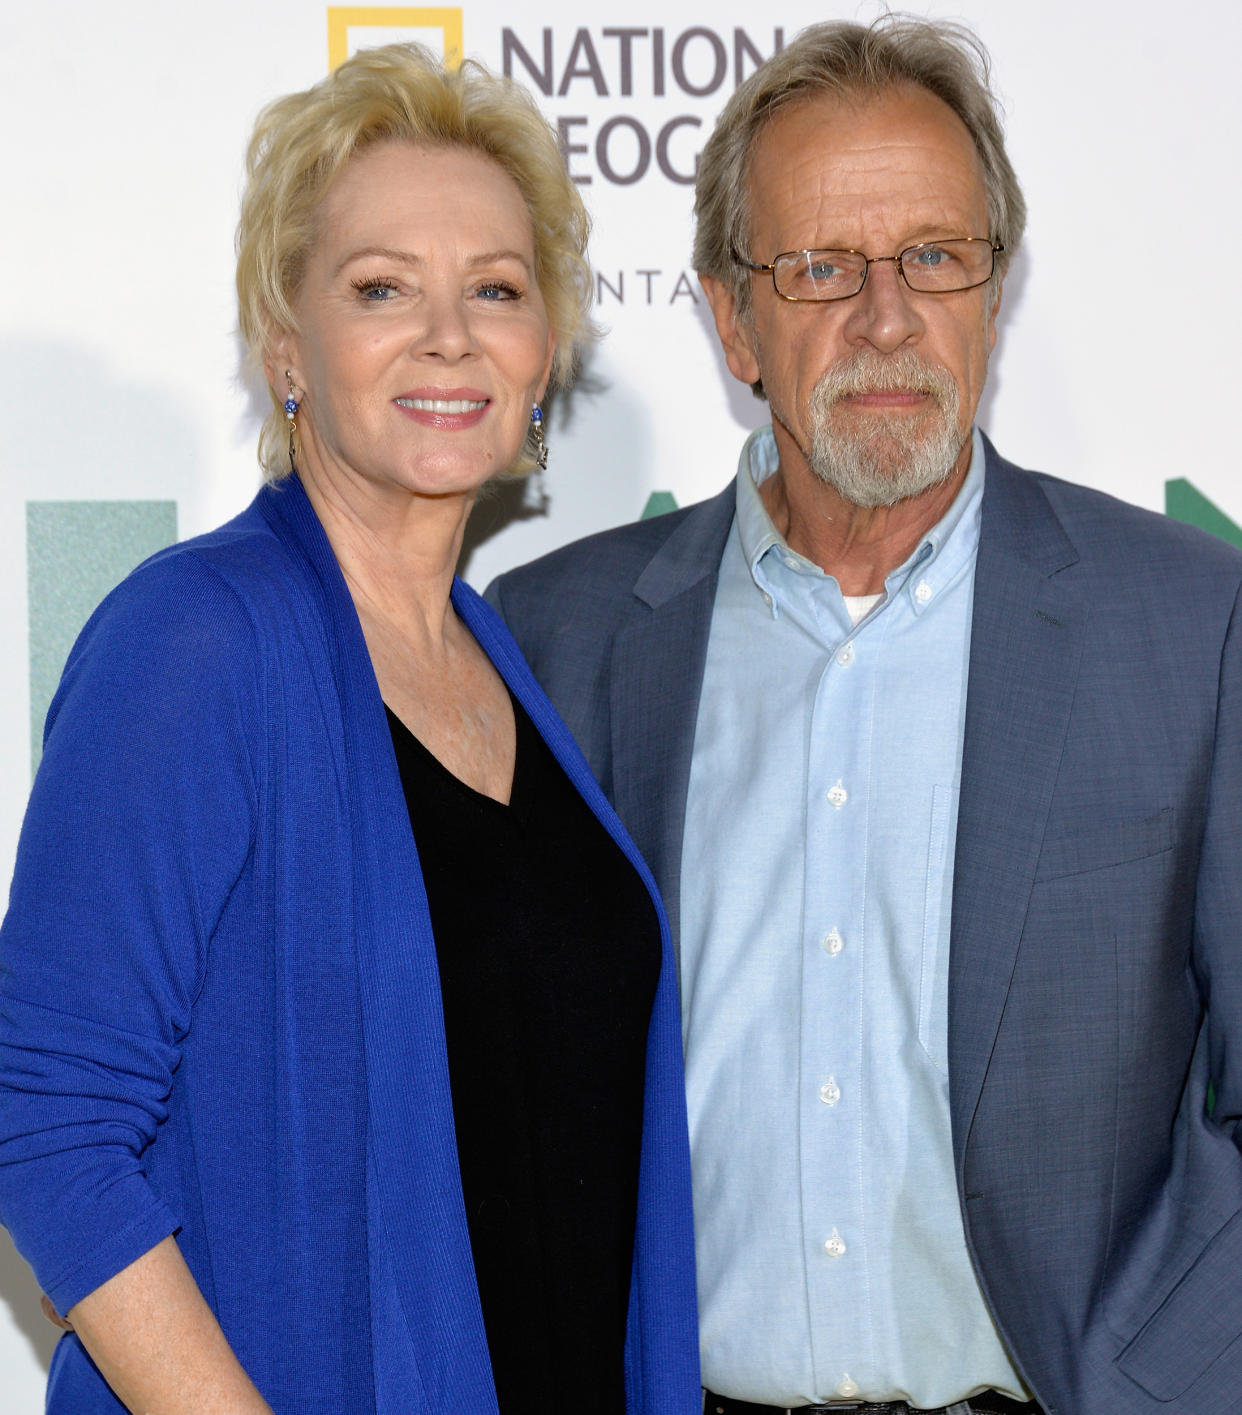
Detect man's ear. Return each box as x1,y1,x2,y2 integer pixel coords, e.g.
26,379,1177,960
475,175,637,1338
699,273,762,388
987,276,1004,354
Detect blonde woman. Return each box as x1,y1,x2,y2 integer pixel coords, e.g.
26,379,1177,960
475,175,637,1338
0,46,698,1415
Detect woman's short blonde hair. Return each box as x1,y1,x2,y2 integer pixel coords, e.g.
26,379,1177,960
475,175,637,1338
236,44,593,478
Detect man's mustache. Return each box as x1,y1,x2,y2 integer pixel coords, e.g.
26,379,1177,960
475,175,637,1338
816,350,958,408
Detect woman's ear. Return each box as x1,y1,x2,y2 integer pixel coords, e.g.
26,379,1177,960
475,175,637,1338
262,319,301,400
537,325,556,405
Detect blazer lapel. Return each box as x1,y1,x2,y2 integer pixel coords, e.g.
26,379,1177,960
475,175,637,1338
949,444,1086,1164
610,485,736,955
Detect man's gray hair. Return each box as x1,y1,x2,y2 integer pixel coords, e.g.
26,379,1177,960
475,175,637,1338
693,15,1026,322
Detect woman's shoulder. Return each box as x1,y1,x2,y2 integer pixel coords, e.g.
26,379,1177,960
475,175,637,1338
46,495,331,758
73,493,323,673
132,494,303,610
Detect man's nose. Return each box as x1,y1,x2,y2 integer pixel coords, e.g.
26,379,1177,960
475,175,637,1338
841,256,925,353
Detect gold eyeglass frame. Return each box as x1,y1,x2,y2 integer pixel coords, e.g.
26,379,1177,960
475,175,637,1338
734,238,1004,302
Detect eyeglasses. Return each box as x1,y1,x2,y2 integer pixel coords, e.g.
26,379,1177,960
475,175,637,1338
734,238,1003,302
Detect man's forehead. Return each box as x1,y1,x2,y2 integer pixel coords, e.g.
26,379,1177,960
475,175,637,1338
746,84,989,245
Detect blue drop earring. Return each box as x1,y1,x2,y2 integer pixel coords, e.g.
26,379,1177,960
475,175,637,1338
284,371,300,470
529,403,549,471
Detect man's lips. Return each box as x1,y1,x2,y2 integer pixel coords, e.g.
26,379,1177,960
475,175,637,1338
837,389,932,408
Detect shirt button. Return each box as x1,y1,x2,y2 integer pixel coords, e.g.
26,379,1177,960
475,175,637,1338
914,579,933,604
837,1377,859,1398
836,642,854,666
822,928,844,955
819,1078,841,1106
826,781,848,809
824,1228,846,1258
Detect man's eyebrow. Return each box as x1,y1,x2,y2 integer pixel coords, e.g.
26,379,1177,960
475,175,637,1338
901,226,979,245
333,246,534,275
786,228,961,255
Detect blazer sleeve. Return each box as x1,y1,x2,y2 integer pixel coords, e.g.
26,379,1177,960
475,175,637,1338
0,551,260,1315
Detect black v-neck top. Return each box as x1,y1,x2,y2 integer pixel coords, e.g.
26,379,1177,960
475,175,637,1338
385,696,661,1415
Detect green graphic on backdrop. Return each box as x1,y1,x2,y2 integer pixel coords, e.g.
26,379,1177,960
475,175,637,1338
1165,478,1242,551
27,501,178,775
642,491,679,519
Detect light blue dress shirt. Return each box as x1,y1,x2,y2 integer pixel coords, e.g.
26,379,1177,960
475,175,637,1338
680,426,1028,1408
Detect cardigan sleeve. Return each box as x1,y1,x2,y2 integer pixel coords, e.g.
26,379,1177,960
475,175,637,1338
0,550,261,1315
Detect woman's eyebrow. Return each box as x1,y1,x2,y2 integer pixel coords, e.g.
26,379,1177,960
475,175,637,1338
333,246,534,275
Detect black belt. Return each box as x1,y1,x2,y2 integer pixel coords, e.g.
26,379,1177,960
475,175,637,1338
704,1390,1044,1415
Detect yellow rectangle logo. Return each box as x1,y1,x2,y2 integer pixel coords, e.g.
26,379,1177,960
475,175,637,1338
327,7,463,70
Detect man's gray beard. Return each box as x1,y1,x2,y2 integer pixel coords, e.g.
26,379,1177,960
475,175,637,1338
807,350,967,509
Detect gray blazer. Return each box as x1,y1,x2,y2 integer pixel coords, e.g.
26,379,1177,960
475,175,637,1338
487,436,1242,1414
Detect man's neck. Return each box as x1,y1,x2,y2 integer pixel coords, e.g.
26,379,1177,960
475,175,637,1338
758,442,973,596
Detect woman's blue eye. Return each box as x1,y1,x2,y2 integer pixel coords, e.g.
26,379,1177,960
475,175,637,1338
351,278,397,300
477,282,521,301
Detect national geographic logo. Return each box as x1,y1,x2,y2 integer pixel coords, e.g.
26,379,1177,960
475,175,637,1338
503,26,785,186
326,16,781,185
327,6,463,69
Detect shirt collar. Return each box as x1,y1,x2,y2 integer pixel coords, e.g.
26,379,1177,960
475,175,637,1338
734,424,985,615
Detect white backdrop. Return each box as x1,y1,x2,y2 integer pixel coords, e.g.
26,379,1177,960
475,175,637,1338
3,0,1241,1402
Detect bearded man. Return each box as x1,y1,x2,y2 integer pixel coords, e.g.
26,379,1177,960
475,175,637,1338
488,17,1242,1415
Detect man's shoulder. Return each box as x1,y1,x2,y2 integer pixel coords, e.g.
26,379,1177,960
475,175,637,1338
486,481,735,625
988,447,1242,581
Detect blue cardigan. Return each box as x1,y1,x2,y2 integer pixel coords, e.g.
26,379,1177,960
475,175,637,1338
0,478,700,1414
